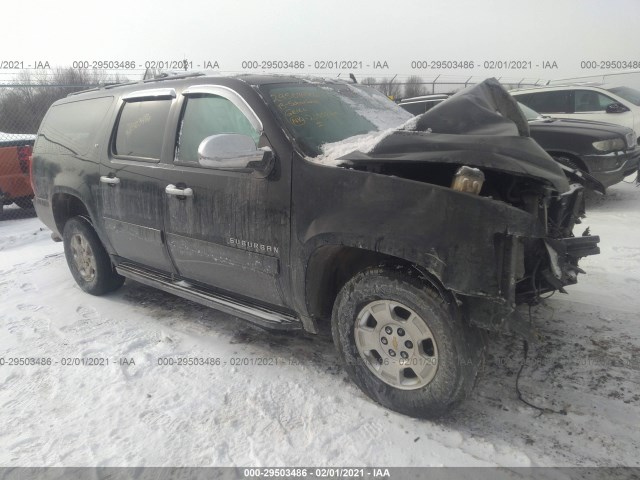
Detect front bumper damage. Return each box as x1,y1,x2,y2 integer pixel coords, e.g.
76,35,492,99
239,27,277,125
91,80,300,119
463,182,599,340
338,78,601,339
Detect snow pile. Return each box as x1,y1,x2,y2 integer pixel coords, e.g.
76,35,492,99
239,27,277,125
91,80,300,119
312,115,422,166
312,128,396,165
0,179,639,467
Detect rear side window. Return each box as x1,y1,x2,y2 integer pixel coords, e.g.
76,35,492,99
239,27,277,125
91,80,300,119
37,97,113,155
517,91,572,114
114,99,172,160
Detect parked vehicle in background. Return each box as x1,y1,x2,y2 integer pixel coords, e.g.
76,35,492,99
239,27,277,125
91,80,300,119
0,132,35,215
510,84,640,145
518,103,639,189
397,94,449,115
31,76,600,418
399,95,638,189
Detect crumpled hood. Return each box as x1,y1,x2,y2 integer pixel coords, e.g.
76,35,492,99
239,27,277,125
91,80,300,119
338,78,571,193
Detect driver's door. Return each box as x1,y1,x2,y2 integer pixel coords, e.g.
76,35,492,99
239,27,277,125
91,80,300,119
164,86,290,307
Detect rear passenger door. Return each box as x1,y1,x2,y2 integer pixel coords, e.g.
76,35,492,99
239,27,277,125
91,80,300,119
163,85,290,308
99,89,177,273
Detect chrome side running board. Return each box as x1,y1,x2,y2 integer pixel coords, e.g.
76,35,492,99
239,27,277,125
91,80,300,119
116,263,301,331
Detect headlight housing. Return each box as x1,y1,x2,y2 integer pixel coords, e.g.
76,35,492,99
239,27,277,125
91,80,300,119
625,131,636,148
451,166,485,195
592,138,626,152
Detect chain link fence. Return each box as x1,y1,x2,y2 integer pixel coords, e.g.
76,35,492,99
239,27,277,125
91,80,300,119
0,83,95,221
549,70,640,89
0,67,127,221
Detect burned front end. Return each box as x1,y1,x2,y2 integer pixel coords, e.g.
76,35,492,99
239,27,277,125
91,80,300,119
338,78,600,338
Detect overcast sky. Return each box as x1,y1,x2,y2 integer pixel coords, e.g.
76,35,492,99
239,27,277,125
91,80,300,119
3,0,639,83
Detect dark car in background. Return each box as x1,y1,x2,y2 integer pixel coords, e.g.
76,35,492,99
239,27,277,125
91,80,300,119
397,94,449,115
518,102,639,188
399,95,639,189
509,84,640,144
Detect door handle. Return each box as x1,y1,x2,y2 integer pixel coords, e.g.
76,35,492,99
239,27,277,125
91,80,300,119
100,175,120,185
165,184,193,197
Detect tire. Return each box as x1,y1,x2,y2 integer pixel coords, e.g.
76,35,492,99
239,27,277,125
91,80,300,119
332,267,484,418
62,216,125,295
14,197,34,210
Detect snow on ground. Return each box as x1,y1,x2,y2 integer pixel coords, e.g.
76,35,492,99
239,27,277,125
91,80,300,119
0,180,639,467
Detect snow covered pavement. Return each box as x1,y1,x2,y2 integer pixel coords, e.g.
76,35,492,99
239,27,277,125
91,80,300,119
0,181,639,467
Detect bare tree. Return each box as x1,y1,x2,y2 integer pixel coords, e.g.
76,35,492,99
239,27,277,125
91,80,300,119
0,68,128,134
360,77,377,86
403,75,427,99
376,77,401,100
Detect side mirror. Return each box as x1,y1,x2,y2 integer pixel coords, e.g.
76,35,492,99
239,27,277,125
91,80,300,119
198,134,274,176
606,102,629,114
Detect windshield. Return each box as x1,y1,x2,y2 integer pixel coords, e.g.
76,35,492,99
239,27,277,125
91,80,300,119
517,102,541,121
606,86,640,106
261,82,412,157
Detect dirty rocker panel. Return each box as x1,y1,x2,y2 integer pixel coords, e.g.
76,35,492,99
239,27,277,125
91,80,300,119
116,262,302,331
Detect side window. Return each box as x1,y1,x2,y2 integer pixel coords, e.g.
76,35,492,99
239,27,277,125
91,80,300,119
114,99,172,160
399,102,426,115
524,91,572,113
574,90,617,112
38,97,113,155
176,94,260,164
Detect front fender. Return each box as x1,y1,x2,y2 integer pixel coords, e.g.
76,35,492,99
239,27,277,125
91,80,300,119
294,159,541,302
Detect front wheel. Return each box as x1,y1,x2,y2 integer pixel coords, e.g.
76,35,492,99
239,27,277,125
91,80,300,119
332,267,484,418
63,216,125,295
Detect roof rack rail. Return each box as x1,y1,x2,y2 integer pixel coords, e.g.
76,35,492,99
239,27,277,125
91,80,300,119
142,71,206,83
103,79,142,90
66,86,102,96
67,72,208,96
67,80,138,96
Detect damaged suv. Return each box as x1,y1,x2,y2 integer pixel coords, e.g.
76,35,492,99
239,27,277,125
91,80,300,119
31,75,599,418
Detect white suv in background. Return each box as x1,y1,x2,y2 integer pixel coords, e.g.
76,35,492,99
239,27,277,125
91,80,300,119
511,84,640,144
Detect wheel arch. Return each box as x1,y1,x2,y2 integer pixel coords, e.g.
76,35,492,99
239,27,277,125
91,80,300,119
304,245,452,324
51,191,92,234
547,151,589,173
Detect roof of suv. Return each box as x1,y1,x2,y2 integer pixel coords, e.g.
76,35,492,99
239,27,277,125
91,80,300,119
510,83,610,94
66,73,354,99
399,94,450,103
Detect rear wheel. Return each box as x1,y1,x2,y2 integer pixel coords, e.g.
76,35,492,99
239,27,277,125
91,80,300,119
332,267,484,418
63,216,124,295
